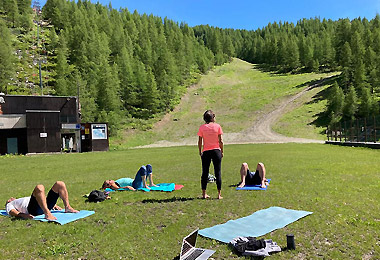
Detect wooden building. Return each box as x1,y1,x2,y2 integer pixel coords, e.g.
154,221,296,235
0,94,80,155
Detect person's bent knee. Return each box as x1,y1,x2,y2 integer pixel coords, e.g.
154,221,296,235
257,162,264,168
34,184,45,193
53,181,66,189
55,181,65,186
242,162,248,168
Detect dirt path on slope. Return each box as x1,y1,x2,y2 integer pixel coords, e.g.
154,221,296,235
138,79,329,148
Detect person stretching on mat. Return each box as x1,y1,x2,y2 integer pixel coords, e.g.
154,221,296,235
238,162,269,188
198,110,224,199
102,164,158,191
5,181,78,221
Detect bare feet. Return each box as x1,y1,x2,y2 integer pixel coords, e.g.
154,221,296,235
45,213,57,221
218,195,223,199
202,194,210,199
260,182,266,188
65,206,79,213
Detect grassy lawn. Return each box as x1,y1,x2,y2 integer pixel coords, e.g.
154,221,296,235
1,143,379,259
112,59,336,149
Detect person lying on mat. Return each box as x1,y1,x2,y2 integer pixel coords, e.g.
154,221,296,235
5,181,78,221
238,162,269,188
102,164,158,191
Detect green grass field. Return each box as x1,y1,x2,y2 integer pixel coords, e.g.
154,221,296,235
1,144,379,259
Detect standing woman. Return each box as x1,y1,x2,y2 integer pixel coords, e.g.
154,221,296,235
198,110,224,199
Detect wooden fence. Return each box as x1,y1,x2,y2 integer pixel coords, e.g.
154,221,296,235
326,116,380,143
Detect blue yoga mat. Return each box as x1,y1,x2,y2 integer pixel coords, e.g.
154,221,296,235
105,183,175,192
236,179,271,191
0,210,95,225
199,206,312,243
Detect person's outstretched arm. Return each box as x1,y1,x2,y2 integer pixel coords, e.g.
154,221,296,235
8,209,34,219
142,176,150,189
120,185,135,191
148,174,157,187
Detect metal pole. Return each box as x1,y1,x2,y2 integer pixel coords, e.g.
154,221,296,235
357,119,360,142
39,61,42,94
374,116,377,143
344,121,347,142
364,117,367,143
327,125,329,141
350,120,353,142
37,22,43,95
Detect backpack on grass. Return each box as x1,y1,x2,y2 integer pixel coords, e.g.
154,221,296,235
88,190,108,202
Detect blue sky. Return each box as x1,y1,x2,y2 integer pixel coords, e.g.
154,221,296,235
38,0,380,30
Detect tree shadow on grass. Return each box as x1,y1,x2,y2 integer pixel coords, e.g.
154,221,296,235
306,84,331,132
293,74,340,89
252,63,339,77
141,196,195,204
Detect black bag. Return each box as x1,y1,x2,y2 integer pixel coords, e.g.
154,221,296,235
88,190,107,202
233,237,266,253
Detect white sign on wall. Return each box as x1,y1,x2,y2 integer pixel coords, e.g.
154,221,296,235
91,124,107,140
40,133,48,138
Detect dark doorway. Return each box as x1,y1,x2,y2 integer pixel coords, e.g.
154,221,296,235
7,137,18,154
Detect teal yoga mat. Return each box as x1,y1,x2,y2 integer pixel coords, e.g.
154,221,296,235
0,210,95,225
105,183,176,192
199,206,312,243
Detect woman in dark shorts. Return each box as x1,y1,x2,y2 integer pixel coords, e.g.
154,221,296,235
238,162,269,188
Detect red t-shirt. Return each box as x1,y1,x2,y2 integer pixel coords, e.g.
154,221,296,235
198,123,223,152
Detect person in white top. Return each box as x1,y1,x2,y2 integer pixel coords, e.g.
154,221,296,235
5,181,78,220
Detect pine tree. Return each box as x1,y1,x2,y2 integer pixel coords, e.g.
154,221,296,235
55,37,71,95
0,20,14,92
18,0,33,30
359,85,375,117
343,85,358,120
340,42,352,69
352,59,366,89
335,18,351,65
327,81,345,124
4,0,19,27
143,66,159,115
285,37,300,71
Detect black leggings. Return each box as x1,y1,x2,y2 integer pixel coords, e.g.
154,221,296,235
201,149,222,190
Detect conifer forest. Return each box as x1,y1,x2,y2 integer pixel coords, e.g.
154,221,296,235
1,0,380,134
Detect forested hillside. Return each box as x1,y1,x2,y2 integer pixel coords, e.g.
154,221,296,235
0,0,231,134
194,16,380,124
1,0,379,135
